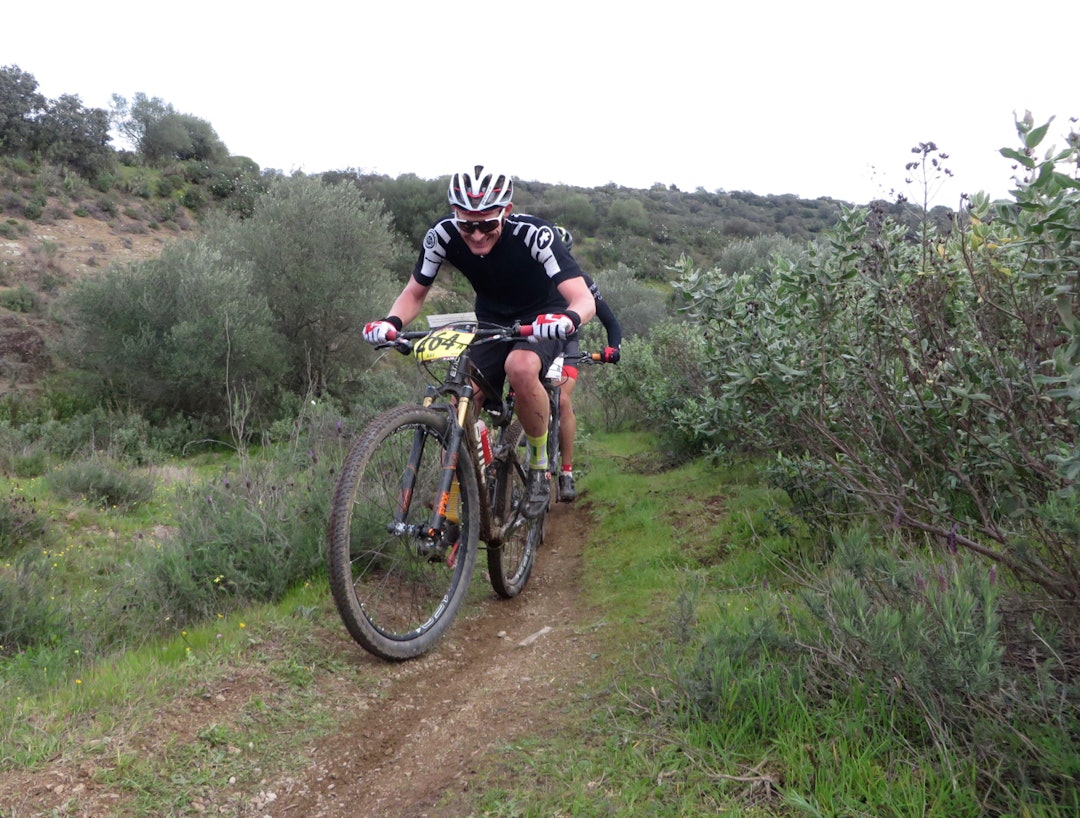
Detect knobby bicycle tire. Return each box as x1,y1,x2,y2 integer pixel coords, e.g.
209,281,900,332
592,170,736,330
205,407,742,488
486,419,541,599
547,386,562,511
327,404,479,660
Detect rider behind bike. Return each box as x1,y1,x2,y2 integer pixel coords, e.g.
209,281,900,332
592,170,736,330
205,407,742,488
363,165,596,518
553,225,622,502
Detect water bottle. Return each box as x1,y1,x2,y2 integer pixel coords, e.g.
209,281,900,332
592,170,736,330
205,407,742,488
475,419,492,465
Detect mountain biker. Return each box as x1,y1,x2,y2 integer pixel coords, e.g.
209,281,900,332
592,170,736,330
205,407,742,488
363,165,596,519
553,226,622,502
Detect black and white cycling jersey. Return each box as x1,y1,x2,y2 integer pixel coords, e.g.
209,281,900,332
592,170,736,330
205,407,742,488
412,213,586,325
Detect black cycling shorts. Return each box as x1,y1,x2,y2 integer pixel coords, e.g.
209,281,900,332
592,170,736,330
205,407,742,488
469,337,567,402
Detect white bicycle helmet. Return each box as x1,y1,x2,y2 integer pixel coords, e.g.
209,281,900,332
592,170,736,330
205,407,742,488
555,225,574,250
448,165,513,211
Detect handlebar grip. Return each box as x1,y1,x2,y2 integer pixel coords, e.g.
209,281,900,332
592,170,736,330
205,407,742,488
517,323,534,337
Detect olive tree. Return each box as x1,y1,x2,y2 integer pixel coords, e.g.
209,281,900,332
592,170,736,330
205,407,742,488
61,239,287,423
217,174,405,395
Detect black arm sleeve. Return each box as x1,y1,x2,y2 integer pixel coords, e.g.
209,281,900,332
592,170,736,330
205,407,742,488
595,297,623,348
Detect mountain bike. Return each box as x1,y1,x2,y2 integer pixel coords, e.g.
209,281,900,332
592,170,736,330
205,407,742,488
327,318,575,661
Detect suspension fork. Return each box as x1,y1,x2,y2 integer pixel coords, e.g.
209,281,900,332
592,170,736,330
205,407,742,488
390,387,472,541
421,389,500,543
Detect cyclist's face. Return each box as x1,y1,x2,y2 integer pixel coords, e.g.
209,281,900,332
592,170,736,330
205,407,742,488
453,205,510,255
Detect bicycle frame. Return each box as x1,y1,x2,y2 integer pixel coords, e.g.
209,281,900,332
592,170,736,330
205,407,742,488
387,324,529,549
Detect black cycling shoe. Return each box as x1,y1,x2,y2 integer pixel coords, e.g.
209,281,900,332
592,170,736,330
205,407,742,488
522,469,551,519
558,473,576,502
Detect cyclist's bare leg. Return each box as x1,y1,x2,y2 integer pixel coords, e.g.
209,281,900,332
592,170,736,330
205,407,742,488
559,374,577,468
505,347,552,517
557,374,578,501
504,348,549,438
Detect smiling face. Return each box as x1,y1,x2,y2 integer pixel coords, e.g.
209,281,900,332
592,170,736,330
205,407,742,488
452,205,511,255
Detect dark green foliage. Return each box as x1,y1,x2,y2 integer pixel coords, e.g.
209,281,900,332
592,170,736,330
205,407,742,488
329,171,448,248
586,267,673,341
330,169,851,279
32,93,114,178
110,93,227,165
0,282,35,312
0,65,46,155
608,197,649,232
791,526,1080,815
1,67,113,178
714,232,807,280
109,92,170,154
587,321,709,460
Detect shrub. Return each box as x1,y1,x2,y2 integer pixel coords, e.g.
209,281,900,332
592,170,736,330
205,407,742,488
789,526,1080,814
675,115,1080,599
0,283,35,313
0,491,45,557
139,411,349,626
90,172,115,193
44,458,156,510
0,553,66,656
587,265,675,341
59,238,288,426
216,174,406,397
585,320,711,460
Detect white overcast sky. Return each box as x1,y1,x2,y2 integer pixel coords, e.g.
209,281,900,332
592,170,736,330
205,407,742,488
4,1,1075,207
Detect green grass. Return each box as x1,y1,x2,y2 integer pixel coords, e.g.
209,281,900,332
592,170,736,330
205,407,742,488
1,579,364,811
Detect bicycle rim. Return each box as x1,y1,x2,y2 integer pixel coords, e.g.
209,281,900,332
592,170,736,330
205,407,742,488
327,405,479,660
487,420,541,599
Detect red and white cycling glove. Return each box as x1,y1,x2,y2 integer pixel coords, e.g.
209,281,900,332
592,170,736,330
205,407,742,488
601,346,621,364
363,316,402,344
530,312,579,340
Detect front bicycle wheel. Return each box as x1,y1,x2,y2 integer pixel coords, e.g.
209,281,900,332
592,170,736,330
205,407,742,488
486,419,541,599
327,405,479,660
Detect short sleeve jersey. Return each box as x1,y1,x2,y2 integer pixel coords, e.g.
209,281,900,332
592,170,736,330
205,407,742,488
413,213,586,324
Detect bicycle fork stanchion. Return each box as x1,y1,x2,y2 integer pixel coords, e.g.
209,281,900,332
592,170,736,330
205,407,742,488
388,426,429,536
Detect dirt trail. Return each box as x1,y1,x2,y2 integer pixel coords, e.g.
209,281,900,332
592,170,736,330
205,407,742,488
249,502,603,817
0,503,604,818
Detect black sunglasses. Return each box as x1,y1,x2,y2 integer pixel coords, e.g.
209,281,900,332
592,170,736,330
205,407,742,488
454,214,503,234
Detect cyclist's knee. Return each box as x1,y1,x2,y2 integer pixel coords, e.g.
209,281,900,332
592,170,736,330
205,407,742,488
504,349,541,383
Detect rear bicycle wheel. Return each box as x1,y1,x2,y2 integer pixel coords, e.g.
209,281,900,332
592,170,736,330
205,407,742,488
546,386,562,510
486,419,541,599
327,405,479,660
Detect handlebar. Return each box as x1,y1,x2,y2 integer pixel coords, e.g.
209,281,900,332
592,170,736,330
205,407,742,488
385,323,534,343
377,322,616,364
568,351,610,365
